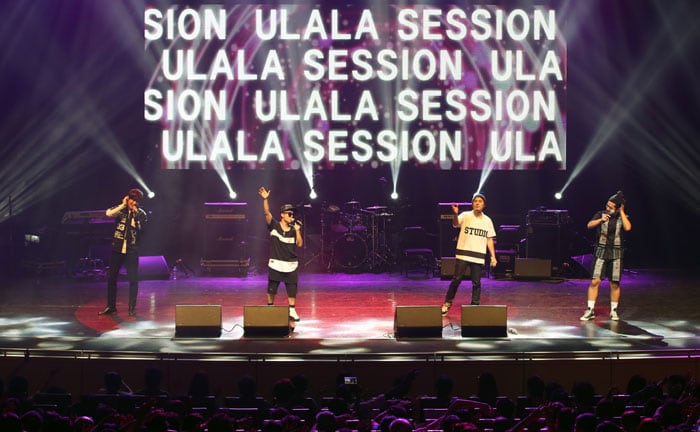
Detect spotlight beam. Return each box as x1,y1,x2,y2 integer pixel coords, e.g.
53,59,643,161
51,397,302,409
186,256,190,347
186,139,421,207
560,1,700,210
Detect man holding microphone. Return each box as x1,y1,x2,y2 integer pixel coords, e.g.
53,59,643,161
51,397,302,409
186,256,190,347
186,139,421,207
99,188,148,317
258,186,303,322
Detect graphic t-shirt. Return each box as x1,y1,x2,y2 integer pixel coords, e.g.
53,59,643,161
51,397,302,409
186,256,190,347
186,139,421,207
268,219,298,272
454,211,496,264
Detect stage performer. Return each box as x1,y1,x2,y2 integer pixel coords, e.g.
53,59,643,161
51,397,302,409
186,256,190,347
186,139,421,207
258,186,303,321
580,190,632,321
99,188,148,317
441,192,497,315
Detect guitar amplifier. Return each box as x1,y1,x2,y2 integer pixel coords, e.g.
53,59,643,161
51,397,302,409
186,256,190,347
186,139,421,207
203,202,248,261
526,209,570,226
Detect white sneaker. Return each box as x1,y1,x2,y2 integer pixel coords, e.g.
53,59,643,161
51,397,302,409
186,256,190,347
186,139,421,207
580,308,595,321
610,309,619,321
289,307,300,321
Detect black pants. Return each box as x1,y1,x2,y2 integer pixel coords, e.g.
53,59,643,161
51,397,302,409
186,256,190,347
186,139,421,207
267,280,298,298
106,251,139,310
444,259,483,305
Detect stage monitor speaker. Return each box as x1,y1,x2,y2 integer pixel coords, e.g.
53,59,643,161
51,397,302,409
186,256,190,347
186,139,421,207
243,306,290,337
175,305,222,337
514,258,552,279
394,306,442,338
461,305,507,337
439,257,471,279
139,255,170,280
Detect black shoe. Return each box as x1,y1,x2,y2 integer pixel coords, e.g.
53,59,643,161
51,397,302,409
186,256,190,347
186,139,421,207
128,308,136,317
98,307,117,315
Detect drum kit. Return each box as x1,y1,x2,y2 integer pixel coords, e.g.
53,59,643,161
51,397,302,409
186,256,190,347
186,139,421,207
309,200,394,272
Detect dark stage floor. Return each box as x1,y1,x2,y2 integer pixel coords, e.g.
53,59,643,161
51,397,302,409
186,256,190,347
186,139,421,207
1,268,699,358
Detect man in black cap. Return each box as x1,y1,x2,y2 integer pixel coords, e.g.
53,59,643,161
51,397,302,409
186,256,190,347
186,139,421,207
580,191,632,321
258,186,303,321
99,188,148,317
440,192,497,315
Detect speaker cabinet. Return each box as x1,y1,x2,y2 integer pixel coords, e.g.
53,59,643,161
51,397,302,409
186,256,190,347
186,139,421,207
514,258,552,279
243,306,290,337
525,223,571,274
394,306,442,338
439,257,471,279
203,202,249,261
175,305,222,337
461,305,507,337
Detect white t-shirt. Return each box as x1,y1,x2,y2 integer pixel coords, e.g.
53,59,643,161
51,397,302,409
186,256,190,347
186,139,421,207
454,211,496,264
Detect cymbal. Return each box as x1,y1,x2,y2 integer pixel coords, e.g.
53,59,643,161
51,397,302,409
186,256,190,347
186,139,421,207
345,200,360,205
323,205,340,213
365,205,388,211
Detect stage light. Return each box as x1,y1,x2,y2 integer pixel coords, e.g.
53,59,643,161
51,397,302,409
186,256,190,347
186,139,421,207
391,192,398,200
147,191,155,199
554,192,562,200
309,189,317,200
229,191,237,199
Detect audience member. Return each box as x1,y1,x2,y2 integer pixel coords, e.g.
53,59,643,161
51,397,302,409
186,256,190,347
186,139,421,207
136,367,169,397
97,371,133,395
2,366,698,432
475,372,500,407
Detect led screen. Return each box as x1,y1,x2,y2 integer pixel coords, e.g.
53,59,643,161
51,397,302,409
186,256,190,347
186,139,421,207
144,4,567,170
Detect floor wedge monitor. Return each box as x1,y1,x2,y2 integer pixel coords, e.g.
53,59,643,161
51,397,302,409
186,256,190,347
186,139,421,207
394,306,442,338
461,305,507,337
243,305,290,337
175,305,222,337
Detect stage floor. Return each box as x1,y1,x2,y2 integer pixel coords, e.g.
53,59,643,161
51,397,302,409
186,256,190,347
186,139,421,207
1,269,699,358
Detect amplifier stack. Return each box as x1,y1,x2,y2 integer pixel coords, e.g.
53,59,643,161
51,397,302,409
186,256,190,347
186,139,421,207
201,202,250,274
525,208,571,276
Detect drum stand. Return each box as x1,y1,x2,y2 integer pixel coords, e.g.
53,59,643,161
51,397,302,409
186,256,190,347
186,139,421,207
302,214,328,270
367,214,392,271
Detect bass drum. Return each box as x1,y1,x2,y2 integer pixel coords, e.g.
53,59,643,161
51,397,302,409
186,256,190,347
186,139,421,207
333,233,368,270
